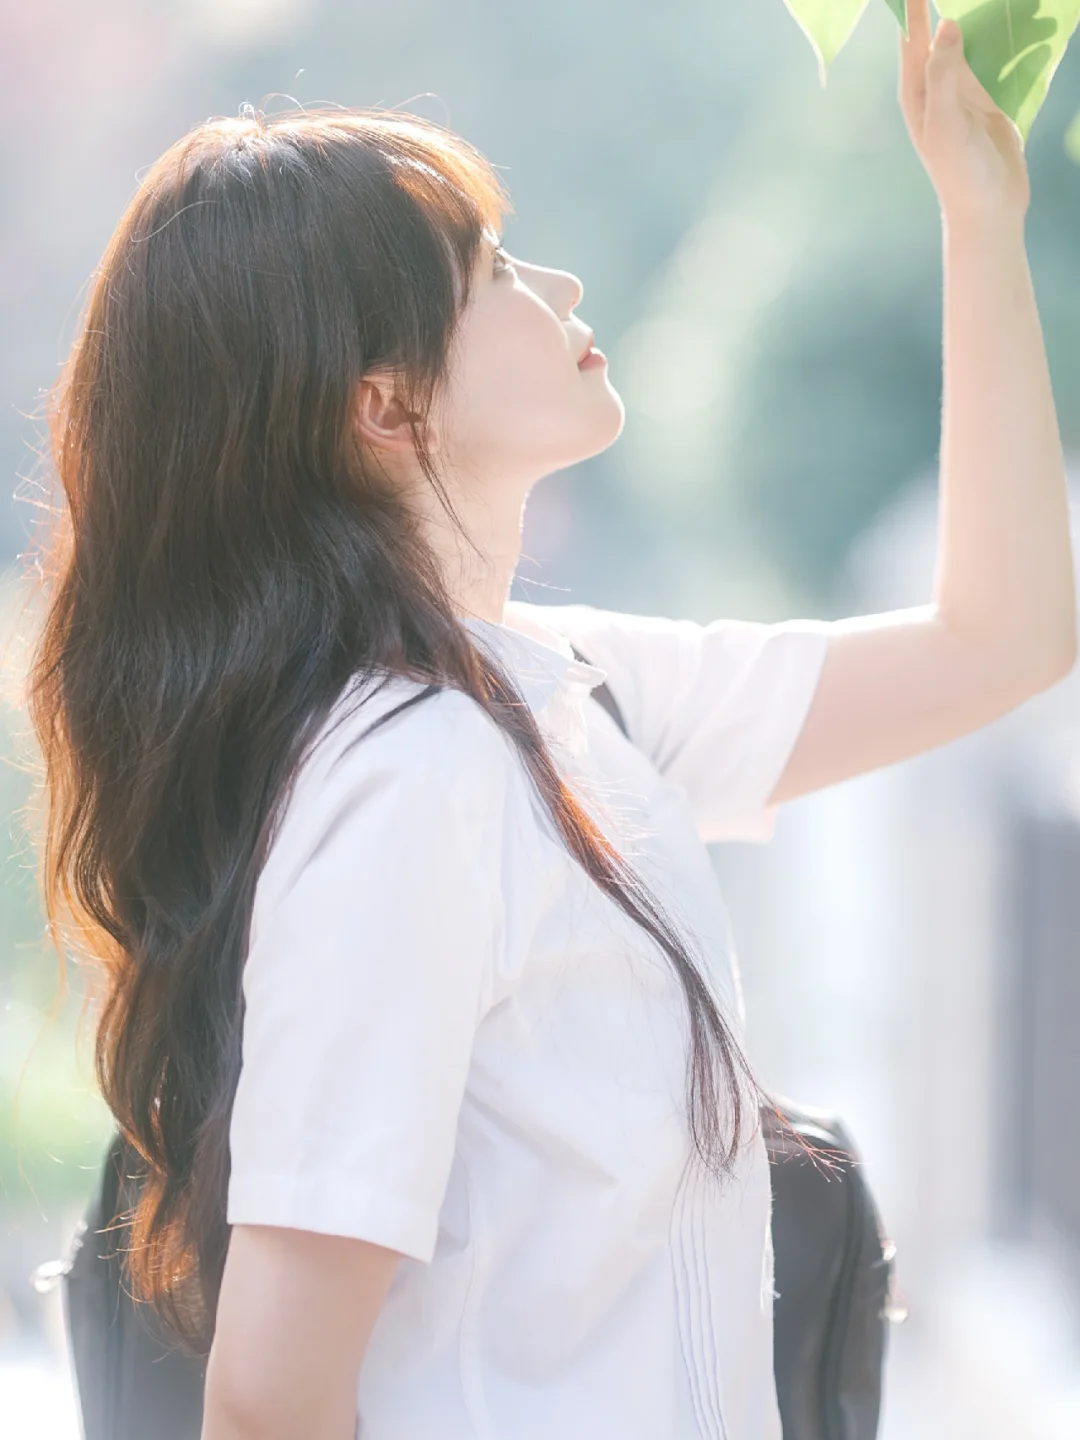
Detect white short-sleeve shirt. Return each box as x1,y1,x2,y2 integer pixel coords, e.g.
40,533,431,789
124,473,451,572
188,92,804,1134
226,598,831,1439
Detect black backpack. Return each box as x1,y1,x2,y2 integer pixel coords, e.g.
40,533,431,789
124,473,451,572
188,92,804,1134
39,663,906,1439
46,1102,903,1440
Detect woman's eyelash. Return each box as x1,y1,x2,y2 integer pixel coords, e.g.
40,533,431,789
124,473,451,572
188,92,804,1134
494,246,513,271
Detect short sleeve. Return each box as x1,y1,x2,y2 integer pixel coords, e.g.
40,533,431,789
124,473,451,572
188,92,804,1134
518,601,832,846
226,690,509,1263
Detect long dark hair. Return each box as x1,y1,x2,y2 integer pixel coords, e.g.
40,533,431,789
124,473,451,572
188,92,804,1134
22,105,782,1357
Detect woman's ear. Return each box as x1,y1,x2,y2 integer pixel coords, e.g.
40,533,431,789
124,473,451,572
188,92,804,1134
353,370,420,454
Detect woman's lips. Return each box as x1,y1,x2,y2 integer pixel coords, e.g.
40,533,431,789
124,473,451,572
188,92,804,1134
578,347,607,369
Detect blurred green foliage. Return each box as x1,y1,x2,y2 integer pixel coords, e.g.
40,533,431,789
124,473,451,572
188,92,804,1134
0,682,112,1217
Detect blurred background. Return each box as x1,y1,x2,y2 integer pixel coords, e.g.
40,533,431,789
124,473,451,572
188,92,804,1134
3,0,1080,1435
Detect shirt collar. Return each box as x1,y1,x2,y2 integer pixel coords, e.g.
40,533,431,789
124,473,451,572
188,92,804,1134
459,603,609,759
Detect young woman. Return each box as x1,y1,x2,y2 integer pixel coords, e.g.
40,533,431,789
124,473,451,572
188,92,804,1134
25,2,1075,1437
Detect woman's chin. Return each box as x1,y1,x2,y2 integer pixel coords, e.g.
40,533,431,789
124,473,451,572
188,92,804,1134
593,385,627,449
536,390,626,474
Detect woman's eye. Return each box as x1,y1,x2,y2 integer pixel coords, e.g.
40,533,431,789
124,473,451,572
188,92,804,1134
494,246,514,273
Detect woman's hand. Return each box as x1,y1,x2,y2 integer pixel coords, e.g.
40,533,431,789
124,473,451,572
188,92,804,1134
899,0,1031,230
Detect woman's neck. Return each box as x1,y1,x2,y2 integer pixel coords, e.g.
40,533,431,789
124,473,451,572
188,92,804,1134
420,484,530,628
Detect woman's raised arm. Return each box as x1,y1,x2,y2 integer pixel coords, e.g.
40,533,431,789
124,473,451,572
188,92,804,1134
765,1,1077,811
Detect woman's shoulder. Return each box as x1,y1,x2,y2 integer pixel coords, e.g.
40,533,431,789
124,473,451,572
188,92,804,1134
256,674,522,914
303,669,517,785
505,598,689,661
506,597,620,641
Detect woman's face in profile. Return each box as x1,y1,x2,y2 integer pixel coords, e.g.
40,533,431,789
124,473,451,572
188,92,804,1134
431,227,626,489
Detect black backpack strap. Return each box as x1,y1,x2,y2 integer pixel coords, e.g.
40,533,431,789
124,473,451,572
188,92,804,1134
569,644,628,738
61,1133,207,1440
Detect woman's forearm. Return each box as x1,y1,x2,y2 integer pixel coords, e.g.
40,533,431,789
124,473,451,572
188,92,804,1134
933,214,1077,675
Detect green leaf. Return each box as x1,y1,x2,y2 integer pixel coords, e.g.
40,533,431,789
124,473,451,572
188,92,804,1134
783,0,870,85
879,0,910,35
1065,103,1080,160
936,0,1080,142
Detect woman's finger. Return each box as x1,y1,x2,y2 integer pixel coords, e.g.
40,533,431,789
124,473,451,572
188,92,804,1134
924,18,965,138
899,0,933,117
904,0,934,51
